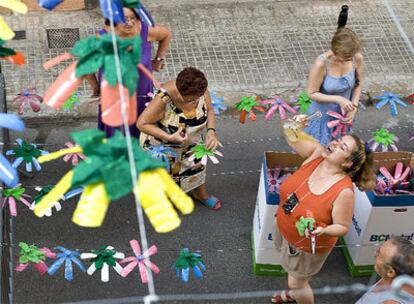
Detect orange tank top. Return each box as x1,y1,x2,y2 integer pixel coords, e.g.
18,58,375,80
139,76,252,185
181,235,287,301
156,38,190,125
276,157,353,254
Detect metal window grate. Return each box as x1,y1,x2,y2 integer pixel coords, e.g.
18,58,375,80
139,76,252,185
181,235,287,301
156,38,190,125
12,31,26,40
46,28,80,49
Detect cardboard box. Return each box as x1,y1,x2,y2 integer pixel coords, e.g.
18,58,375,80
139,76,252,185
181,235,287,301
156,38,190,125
342,152,414,277
252,152,303,276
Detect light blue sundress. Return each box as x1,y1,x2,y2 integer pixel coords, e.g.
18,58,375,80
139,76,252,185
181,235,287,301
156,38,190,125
304,54,356,146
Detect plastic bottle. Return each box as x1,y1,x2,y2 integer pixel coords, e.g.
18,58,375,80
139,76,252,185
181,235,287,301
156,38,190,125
283,110,322,142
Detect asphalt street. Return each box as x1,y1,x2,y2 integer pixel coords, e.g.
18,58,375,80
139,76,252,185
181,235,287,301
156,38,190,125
9,103,414,304
2,0,414,302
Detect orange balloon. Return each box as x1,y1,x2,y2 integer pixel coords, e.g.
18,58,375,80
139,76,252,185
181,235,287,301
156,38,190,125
4,51,25,66
43,62,82,109
100,80,137,127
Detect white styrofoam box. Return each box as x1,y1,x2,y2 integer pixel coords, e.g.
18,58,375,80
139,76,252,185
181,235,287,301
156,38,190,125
253,164,282,265
344,185,414,267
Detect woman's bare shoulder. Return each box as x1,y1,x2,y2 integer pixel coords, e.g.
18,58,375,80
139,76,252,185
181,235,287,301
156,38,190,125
162,80,176,91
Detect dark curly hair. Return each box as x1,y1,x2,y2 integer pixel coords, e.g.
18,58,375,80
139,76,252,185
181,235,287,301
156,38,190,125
176,67,208,98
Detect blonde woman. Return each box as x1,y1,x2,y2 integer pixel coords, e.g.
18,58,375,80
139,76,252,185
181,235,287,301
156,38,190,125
305,27,363,145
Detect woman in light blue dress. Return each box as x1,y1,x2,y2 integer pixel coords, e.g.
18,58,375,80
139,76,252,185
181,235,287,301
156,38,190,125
305,27,363,146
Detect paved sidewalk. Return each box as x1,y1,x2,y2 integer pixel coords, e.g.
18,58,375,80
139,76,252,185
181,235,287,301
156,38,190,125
2,0,414,119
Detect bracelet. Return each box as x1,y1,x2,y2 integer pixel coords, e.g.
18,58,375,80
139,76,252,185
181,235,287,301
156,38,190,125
153,57,164,62
207,127,216,133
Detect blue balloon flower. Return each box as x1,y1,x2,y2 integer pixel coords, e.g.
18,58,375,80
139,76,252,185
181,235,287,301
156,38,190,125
210,91,227,115
375,92,408,116
174,248,206,283
147,145,177,171
0,114,24,187
47,246,86,281
6,139,49,173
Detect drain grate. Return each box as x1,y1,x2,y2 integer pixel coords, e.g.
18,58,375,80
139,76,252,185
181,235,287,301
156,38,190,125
46,28,80,49
13,30,26,40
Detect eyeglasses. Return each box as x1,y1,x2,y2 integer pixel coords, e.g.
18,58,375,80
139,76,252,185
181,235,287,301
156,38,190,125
283,193,299,214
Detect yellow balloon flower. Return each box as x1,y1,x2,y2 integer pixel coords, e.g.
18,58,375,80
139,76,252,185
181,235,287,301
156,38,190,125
0,0,28,14
136,168,194,233
34,129,194,232
0,17,15,41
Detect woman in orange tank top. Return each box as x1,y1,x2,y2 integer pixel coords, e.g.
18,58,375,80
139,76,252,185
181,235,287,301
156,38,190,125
272,116,376,304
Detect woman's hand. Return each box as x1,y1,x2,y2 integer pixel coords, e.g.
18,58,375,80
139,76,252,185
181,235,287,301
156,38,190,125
152,59,165,72
292,114,309,128
305,226,325,238
343,107,357,124
205,130,221,150
337,96,356,112
168,127,188,144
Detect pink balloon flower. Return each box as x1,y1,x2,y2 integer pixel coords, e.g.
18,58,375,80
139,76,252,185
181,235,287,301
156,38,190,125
261,96,297,120
13,88,43,115
326,109,353,138
120,240,160,284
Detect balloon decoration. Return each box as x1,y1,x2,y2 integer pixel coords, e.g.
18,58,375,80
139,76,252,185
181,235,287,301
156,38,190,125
0,1,28,41
43,34,142,127
261,96,297,120
326,109,353,138
174,248,206,283
368,128,399,152
0,114,24,187
60,142,86,166
37,0,65,10
47,246,86,281
0,39,25,66
15,242,56,275
210,91,227,115
31,185,62,217
188,144,223,165
235,96,265,123
62,92,81,110
120,240,160,284
2,185,32,217
293,90,312,114
375,92,408,116
12,88,43,115
33,129,194,233
147,145,176,171
6,139,49,172
80,246,124,282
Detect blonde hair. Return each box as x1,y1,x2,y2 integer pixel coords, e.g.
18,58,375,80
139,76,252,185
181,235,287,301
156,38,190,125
331,27,362,58
344,134,376,191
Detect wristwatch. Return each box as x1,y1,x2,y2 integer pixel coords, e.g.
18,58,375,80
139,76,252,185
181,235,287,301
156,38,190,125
154,57,164,62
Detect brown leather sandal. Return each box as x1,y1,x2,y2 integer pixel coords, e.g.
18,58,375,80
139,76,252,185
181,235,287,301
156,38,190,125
271,290,297,303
